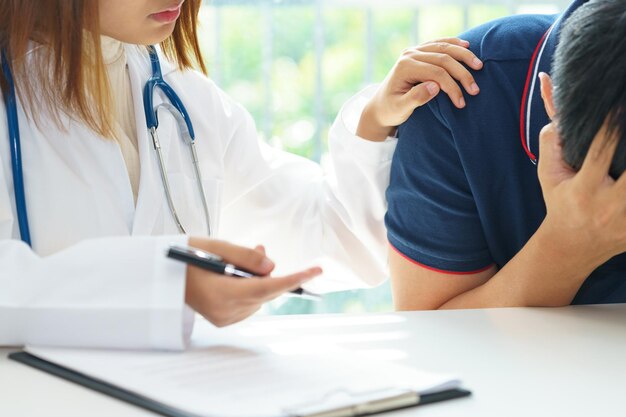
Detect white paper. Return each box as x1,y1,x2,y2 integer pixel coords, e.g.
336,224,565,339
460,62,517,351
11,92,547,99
26,325,459,417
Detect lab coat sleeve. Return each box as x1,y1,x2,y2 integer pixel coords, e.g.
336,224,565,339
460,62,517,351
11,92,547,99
0,235,193,350
218,85,397,292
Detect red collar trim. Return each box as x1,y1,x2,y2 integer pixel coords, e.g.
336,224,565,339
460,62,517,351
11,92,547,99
519,27,552,164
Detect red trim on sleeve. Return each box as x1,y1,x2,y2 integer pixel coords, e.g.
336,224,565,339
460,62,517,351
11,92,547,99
390,243,495,276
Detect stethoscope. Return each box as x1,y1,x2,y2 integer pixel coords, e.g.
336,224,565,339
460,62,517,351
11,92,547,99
1,46,211,247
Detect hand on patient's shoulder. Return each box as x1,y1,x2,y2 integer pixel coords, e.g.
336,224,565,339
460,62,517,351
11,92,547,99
357,37,483,142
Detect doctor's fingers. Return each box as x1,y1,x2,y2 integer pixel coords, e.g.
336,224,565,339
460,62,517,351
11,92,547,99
419,37,469,47
189,238,276,276
399,82,440,110
236,267,322,303
411,40,482,70
410,51,481,98
414,41,483,72
414,37,481,71
402,60,468,109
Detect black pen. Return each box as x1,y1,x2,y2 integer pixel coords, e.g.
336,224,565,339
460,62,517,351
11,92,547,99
167,245,321,301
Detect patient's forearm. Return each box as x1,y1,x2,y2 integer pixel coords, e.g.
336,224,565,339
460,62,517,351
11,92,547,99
438,227,597,309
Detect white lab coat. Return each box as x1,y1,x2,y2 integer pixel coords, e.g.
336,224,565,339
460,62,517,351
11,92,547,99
0,45,396,350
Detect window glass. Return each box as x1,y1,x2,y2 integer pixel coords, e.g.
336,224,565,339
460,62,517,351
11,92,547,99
197,0,568,314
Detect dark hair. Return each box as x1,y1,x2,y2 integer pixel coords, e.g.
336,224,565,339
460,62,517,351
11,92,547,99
554,0,626,178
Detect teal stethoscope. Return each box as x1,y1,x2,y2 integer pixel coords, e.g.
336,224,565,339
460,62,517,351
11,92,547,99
1,46,211,247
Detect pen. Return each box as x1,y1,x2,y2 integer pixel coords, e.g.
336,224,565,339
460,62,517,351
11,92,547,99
167,245,321,301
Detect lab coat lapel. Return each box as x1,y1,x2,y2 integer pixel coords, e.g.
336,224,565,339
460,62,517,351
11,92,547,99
126,46,179,236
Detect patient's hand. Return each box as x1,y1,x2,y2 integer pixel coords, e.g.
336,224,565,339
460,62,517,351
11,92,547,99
357,38,483,142
538,120,626,273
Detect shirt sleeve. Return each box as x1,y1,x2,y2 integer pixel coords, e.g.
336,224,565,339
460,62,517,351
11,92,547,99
385,99,493,274
217,85,396,292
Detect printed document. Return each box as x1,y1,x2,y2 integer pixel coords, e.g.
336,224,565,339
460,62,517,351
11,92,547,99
26,320,460,417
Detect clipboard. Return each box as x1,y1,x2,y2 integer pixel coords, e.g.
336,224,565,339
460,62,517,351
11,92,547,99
9,351,471,417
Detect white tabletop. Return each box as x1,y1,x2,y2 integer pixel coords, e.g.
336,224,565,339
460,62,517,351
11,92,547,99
2,304,625,417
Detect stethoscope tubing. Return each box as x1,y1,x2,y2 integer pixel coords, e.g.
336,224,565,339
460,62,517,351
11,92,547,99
1,50,32,246
144,46,195,139
144,46,211,237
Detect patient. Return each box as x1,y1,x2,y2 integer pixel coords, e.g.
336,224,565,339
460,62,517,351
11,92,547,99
385,0,626,309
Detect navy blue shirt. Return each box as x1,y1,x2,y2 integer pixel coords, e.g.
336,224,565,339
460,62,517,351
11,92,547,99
386,0,626,304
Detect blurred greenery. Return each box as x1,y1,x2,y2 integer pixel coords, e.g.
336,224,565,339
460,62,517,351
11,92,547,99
196,2,541,315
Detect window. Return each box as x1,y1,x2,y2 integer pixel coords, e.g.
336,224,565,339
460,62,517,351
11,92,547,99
197,0,569,314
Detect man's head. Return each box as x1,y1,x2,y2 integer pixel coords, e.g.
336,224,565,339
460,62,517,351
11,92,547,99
540,0,626,178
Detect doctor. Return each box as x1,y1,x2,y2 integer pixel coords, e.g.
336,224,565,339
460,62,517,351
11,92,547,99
0,0,482,349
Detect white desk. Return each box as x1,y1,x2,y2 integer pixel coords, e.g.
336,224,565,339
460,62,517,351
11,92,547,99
2,304,625,417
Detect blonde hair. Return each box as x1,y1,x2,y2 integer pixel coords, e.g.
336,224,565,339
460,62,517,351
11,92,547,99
0,0,207,138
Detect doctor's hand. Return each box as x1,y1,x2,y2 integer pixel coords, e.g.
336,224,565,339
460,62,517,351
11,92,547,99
537,120,626,280
357,37,483,141
184,238,322,327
